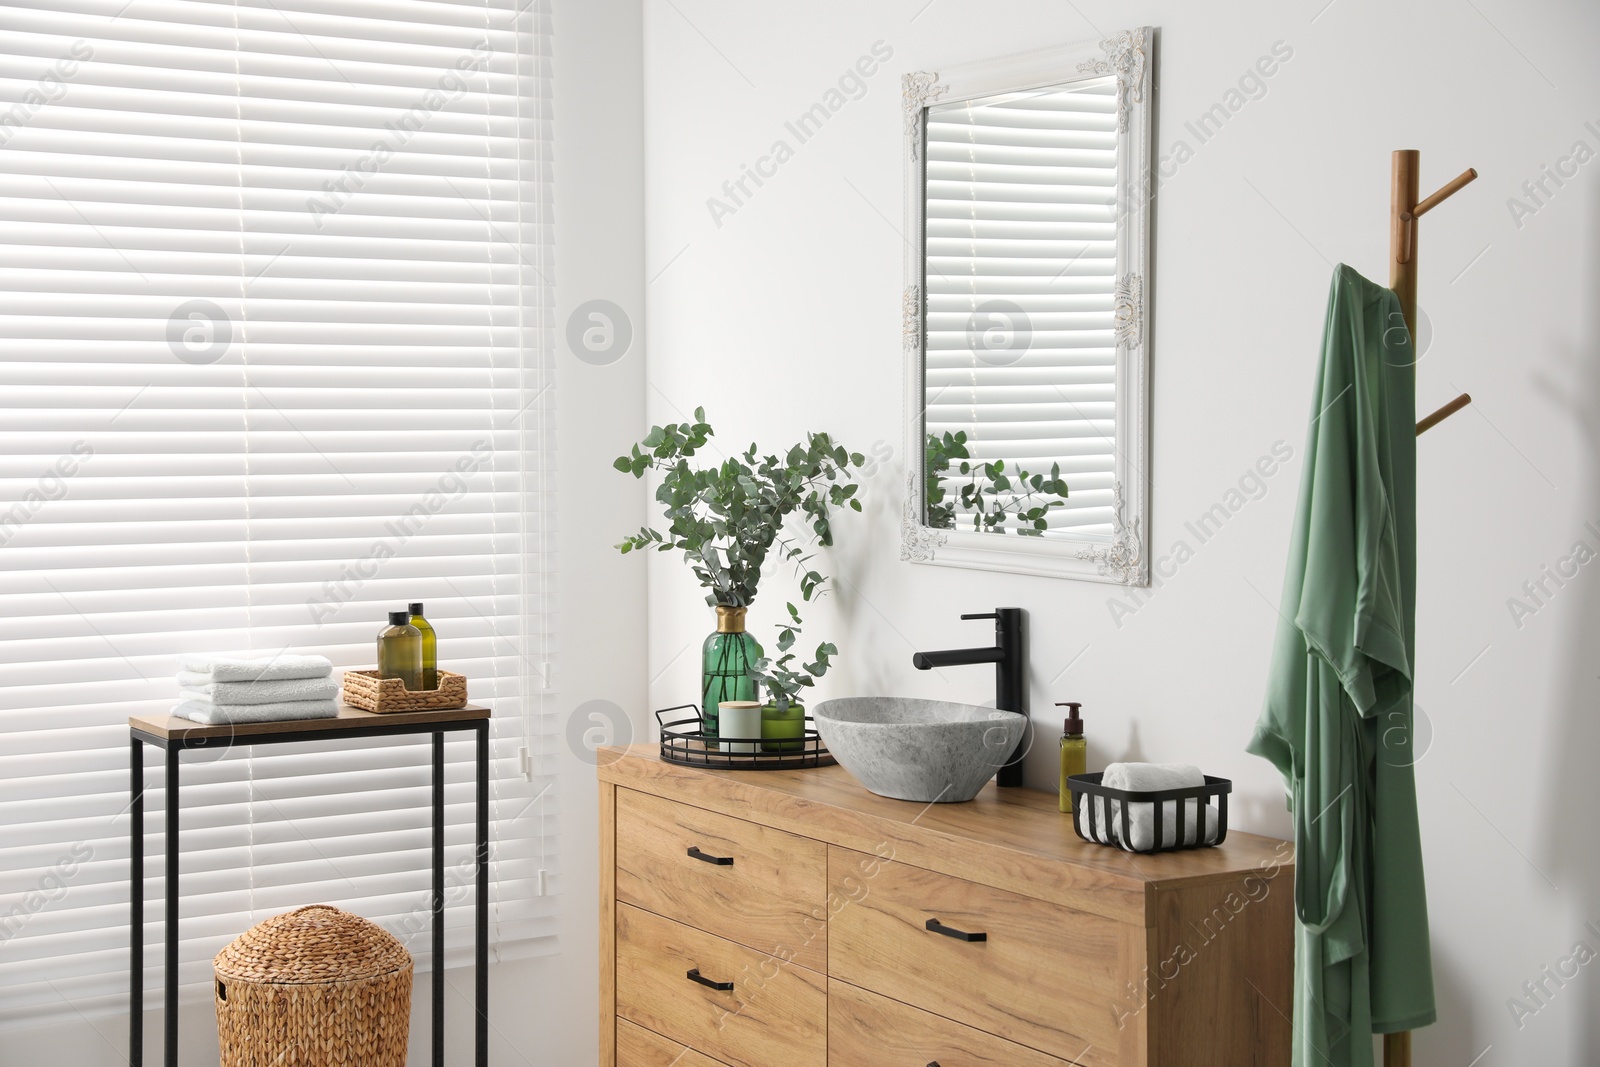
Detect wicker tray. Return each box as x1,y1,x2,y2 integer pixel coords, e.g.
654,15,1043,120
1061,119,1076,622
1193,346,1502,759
343,669,467,713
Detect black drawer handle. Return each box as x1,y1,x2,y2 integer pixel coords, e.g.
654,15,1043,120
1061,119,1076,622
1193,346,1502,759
686,967,734,992
925,918,986,942
687,846,733,866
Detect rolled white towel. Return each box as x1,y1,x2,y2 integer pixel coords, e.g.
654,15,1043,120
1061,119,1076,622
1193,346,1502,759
177,674,340,705
176,654,333,683
173,698,339,725
1101,762,1219,850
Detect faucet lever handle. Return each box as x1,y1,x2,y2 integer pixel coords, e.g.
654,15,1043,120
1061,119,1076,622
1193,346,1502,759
959,612,997,621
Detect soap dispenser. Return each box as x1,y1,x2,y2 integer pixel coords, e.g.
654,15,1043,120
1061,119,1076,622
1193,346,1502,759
1057,701,1086,814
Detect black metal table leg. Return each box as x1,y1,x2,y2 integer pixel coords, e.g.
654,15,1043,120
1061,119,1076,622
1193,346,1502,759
475,720,489,1067
164,745,178,1067
432,729,445,1067
130,739,143,1067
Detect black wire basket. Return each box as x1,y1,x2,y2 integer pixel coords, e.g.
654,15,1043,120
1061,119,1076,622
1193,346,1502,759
1066,771,1231,854
655,704,836,771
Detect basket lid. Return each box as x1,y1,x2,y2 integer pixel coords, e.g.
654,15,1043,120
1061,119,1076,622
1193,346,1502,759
213,905,410,984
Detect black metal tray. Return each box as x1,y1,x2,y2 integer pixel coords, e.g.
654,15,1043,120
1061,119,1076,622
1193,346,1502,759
655,704,836,771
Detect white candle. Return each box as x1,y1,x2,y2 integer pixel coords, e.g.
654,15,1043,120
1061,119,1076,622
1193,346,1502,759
719,701,762,754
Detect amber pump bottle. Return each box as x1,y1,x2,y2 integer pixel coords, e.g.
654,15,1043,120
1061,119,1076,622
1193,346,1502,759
408,602,437,690
377,610,423,692
1057,701,1086,814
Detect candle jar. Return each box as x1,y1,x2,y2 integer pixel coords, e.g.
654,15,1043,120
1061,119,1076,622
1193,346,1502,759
718,701,763,755
760,703,805,753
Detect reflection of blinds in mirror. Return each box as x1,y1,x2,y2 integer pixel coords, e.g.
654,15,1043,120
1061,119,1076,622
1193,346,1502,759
923,78,1118,539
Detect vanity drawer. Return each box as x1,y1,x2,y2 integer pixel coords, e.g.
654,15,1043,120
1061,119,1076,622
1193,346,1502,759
616,788,828,972
829,980,1078,1067
826,846,1127,1067
616,1018,728,1067
616,903,826,1067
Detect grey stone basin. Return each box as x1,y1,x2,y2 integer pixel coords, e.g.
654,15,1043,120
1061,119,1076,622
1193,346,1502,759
811,697,1026,803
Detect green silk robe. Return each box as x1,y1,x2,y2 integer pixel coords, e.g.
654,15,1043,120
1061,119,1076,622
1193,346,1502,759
1248,264,1437,1067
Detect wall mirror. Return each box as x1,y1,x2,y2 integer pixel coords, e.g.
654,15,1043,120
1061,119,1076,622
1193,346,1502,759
901,29,1153,584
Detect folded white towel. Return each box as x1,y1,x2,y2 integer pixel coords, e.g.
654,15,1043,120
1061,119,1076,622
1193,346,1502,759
173,698,340,725
178,675,340,705
1099,762,1219,851
176,654,333,683
1102,761,1205,792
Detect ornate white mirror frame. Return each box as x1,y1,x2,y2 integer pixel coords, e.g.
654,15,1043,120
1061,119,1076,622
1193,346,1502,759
900,29,1153,585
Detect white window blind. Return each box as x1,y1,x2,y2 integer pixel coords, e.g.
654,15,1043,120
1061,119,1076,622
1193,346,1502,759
923,78,1118,538
0,0,557,1025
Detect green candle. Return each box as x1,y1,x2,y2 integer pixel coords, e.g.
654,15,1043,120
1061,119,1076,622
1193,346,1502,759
761,703,805,753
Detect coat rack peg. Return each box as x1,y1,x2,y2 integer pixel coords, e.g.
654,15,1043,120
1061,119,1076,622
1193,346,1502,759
1413,168,1478,217
1416,392,1471,436
1395,211,1415,265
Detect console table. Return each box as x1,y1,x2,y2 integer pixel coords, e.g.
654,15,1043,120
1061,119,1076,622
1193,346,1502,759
128,704,491,1067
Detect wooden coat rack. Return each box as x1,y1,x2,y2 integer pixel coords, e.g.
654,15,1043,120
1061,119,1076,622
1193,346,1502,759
1394,149,1477,438
1386,148,1476,1065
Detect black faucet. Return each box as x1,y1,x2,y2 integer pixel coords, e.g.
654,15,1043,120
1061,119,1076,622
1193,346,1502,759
912,608,1027,787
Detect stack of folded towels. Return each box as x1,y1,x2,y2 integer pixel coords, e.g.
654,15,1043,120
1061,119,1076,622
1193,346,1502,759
174,654,339,725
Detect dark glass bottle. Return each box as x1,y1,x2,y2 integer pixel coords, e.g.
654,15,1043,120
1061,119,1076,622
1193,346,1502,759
377,610,423,691
701,606,761,739
408,601,437,690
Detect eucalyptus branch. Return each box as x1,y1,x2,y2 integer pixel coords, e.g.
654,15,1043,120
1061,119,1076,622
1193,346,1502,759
747,603,836,711
615,408,865,608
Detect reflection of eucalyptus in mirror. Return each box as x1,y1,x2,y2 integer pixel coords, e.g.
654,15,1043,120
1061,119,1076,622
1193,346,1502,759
925,430,1070,536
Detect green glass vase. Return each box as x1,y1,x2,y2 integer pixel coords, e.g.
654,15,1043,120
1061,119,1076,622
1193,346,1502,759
701,606,762,740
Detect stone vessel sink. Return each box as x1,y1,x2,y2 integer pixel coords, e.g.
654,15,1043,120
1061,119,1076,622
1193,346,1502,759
811,697,1027,803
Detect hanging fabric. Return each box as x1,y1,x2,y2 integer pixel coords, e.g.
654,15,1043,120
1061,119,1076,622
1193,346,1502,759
1248,263,1437,1067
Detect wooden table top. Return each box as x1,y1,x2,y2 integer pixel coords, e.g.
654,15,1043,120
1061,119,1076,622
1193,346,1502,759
130,702,490,741
600,745,1292,926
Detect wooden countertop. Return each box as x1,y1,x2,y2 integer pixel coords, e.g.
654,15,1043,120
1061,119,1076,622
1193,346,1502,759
599,745,1292,928
130,702,490,741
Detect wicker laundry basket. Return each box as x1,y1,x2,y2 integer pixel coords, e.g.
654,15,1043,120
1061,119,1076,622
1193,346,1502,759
214,904,412,1067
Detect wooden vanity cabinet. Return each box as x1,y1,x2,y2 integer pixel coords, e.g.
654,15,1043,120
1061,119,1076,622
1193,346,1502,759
599,749,1292,1067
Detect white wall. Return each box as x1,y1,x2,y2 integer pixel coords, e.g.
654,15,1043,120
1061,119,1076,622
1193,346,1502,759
526,0,647,1064
643,1,1600,1064
0,2,646,1064
478,0,647,1064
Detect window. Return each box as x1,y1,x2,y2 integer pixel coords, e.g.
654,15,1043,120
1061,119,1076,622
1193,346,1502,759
0,0,556,1023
